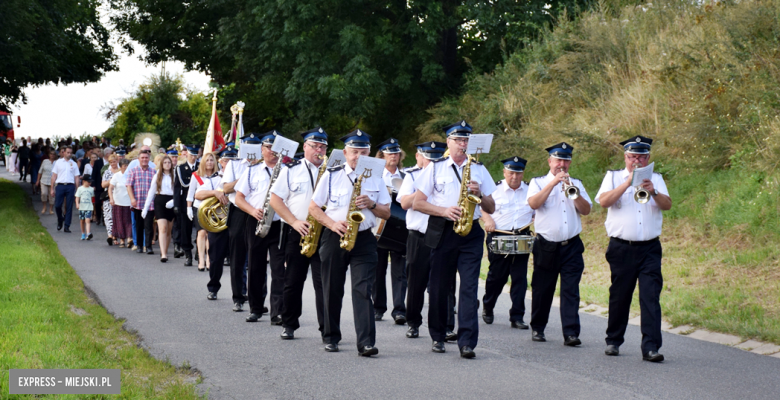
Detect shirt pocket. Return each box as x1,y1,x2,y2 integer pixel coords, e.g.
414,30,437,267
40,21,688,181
494,198,509,214
435,175,453,195
365,189,380,203
290,176,308,193
332,187,351,207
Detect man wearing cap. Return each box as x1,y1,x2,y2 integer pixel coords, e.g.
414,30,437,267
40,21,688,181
527,142,592,346
235,131,287,324
480,156,534,329
269,127,329,340
397,141,449,339
373,137,408,324
222,137,254,312
174,146,199,265
595,135,671,362
167,148,182,257
413,120,497,358
309,129,391,356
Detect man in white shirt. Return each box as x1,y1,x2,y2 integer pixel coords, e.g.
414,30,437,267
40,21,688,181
309,129,391,356
222,137,253,311
174,146,199,265
481,156,534,329
527,142,592,346
50,146,81,232
595,135,672,362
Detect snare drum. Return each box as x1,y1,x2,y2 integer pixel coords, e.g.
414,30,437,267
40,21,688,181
488,235,534,255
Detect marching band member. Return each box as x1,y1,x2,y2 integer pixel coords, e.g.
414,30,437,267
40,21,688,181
397,141,446,339
595,136,671,362
526,142,591,346
235,131,286,324
192,151,229,299
309,130,391,356
413,120,496,358
174,146,199,266
187,152,220,271
269,127,328,340
222,135,253,312
168,148,182,259
480,157,534,329
373,138,408,324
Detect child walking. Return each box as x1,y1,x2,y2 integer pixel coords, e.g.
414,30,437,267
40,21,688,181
75,174,95,240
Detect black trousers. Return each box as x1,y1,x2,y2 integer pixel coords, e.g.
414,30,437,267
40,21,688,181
428,221,484,349
177,199,194,251
172,213,180,246
605,238,664,353
281,226,325,332
132,208,155,250
405,231,430,329
530,234,585,338
19,157,28,179
228,204,249,303
94,195,103,224
319,229,378,349
482,233,529,322
373,247,407,318
207,229,230,293
246,219,285,316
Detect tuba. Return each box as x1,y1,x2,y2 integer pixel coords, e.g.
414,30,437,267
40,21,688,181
198,194,229,232
300,155,328,257
453,151,482,236
339,169,370,251
255,158,284,237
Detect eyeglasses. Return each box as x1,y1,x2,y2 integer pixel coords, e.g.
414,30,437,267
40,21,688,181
450,138,469,144
626,153,649,160
306,142,327,151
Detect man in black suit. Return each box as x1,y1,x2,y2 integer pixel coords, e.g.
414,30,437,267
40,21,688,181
174,146,199,266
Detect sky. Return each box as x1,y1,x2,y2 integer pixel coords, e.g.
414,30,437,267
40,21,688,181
9,24,211,141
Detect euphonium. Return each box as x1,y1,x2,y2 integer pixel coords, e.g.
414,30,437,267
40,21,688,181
453,151,481,237
198,195,229,233
255,158,284,237
632,164,650,203
339,170,369,251
300,154,328,257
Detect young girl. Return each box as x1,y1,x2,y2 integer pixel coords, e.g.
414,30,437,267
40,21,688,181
187,152,220,271
75,175,95,240
143,155,176,262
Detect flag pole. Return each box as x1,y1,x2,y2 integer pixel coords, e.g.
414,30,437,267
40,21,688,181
204,88,218,153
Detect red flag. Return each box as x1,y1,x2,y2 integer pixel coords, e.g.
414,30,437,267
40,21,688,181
212,113,225,153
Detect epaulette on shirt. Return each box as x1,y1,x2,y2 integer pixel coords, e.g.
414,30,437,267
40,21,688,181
327,164,345,172
608,169,622,172
405,166,422,173
432,157,449,163
285,159,301,168
495,179,503,185
532,175,546,180
472,160,483,165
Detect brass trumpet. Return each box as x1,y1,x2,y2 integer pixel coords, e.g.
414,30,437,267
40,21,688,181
632,164,650,203
559,168,580,200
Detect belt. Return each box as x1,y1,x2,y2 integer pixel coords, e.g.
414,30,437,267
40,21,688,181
611,237,659,246
57,183,74,186
492,228,532,236
539,234,579,247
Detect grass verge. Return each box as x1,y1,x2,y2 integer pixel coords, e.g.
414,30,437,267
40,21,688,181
0,180,204,399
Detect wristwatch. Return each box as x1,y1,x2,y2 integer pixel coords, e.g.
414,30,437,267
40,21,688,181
652,189,658,197
370,201,377,210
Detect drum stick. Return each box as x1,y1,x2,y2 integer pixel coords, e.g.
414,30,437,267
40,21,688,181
493,229,515,235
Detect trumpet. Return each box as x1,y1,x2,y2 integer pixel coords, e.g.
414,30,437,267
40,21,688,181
633,164,650,203
558,168,580,200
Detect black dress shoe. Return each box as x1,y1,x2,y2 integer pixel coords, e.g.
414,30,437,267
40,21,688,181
482,310,494,324
374,312,383,321
262,306,269,314
643,351,664,362
207,292,217,300
605,345,619,356
136,247,144,253
445,330,458,342
232,302,244,312
406,326,419,338
393,314,406,325
532,331,546,342
64,227,71,233
270,316,283,326
147,247,154,255
280,328,294,340
184,252,193,266
324,343,339,352
564,336,582,347
431,341,446,353
358,345,379,357
245,313,261,322
57,222,63,231
511,320,529,329
459,346,476,359
173,244,183,258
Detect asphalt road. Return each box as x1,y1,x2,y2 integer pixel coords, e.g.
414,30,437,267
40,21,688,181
7,169,780,400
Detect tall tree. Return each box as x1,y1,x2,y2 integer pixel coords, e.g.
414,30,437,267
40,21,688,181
0,0,117,108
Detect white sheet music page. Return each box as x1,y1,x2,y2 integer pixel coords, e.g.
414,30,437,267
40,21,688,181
327,149,345,168
466,134,494,155
631,162,654,186
355,156,386,185
270,135,299,159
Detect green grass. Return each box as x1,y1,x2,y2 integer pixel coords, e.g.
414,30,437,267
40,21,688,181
0,180,205,399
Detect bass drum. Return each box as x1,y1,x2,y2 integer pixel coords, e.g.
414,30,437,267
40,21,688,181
373,194,408,253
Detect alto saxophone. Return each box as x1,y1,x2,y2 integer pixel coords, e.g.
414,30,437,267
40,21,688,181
300,154,328,257
255,158,284,237
453,152,482,236
339,169,370,251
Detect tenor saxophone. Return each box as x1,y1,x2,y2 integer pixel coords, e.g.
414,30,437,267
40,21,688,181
300,155,328,257
339,170,370,251
255,159,284,237
453,152,482,236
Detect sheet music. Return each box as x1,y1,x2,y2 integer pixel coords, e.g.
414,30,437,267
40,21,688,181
327,149,345,168
466,134,494,155
239,143,263,161
270,135,299,159
632,162,654,186
355,156,386,185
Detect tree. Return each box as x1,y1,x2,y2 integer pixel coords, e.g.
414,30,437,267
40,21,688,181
111,0,589,142
0,0,117,108
102,74,211,146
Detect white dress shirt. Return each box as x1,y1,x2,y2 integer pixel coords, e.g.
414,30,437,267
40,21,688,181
382,167,403,189
222,159,249,205
527,172,592,242
234,162,281,221
311,164,392,232
413,157,497,220
595,169,669,241
396,166,429,233
270,158,320,223
490,180,534,231
51,158,80,184
142,172,174,213
188,172,222,209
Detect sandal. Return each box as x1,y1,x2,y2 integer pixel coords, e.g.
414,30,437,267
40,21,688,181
118,242,126,248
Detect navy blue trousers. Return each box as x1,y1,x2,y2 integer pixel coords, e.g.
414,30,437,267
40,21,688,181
207,229,230,293
428,222,483,349
605,238,664,354
373,247,407,318
54,184,75,229
228,204,249,303
530,234,585,339
483,233,529,322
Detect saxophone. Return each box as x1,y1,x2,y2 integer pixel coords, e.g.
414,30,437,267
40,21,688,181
453,152,482,236
300,155,328,257
255,158,284,237
339,169,370,251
